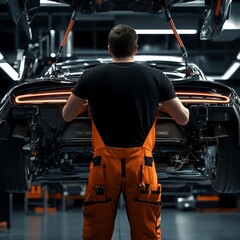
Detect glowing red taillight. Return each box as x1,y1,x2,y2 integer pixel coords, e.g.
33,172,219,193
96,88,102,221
14,91,230,104
15,91,71,104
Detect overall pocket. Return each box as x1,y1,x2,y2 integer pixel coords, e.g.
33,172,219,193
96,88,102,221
135,182,162,235
137,183,162,204
83,156,115,239
85,156,111,203
137,157,162,205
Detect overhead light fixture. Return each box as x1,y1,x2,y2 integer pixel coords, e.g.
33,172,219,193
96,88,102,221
221,62,240,80
134,55,183,62
222,21,236,30
208,54,240,80
135,29,197,35
96,55,184,63
0,52,21,81
237,52,240,60
222,15,240,30
40,0,69,6
175,1,205,7
0,62,19,81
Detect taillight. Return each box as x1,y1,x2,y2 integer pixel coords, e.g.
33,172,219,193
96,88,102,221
14,90,230,105
176,91,230,104
15,91,71,104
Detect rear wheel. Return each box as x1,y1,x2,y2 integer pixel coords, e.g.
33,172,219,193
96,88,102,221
0,137,32,193
211,124,240,193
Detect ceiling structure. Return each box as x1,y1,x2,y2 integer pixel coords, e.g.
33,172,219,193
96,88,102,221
0,0,240,80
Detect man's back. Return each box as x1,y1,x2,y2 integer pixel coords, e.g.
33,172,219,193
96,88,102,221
72,62,176,147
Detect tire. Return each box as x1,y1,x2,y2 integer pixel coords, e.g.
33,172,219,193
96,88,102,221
211,123,240,194
0,137,32,193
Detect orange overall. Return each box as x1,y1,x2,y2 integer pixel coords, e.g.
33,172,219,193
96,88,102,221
83,115,162,240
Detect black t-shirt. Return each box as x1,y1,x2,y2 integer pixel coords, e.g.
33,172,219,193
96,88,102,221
72,62,176,147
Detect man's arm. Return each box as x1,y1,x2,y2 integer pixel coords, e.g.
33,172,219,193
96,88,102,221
62,93,88,122
160,97,189,125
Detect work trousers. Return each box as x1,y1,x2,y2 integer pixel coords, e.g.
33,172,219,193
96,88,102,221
82,147,162,240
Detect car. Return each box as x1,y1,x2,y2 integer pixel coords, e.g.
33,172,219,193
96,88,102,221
1,0,240,194
6,0,232,41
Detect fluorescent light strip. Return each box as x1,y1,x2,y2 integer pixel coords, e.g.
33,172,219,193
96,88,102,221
134,55,183,62
0,62,19,81
135,29,197,35
237,52,240,60
97,55,184,63
222,19,240,30
40,0,69,6
221,62,240,80
208,58,240,80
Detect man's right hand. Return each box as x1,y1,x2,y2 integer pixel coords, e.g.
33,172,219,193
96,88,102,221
160,97,189,125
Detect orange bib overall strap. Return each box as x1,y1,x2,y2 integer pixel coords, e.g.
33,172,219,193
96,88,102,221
83,111,162,240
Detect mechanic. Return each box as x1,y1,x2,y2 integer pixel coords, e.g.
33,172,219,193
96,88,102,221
62,24,189,240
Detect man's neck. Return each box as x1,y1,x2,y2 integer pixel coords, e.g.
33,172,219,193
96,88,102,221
112,56,134,63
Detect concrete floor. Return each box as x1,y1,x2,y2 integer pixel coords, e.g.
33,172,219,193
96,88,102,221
1,205,240,240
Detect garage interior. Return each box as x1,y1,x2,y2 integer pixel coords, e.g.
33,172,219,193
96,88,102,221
1,0,240,239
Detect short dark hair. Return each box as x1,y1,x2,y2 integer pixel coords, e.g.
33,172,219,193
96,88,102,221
108,24,138,58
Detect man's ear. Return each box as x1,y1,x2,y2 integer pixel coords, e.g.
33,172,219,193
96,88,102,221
108,45,113,56
134,44,138,55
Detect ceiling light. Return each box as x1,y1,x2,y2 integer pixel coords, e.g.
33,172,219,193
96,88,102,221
0,52,20,81
221,62,240,80
175,0,205,7
0,62,19,81
40,0,69,6
135,29,197,35
134,55,183,62
237,52,240,60
208,58,240,80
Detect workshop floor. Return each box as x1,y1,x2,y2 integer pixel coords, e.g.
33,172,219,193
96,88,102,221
1,205,240,240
